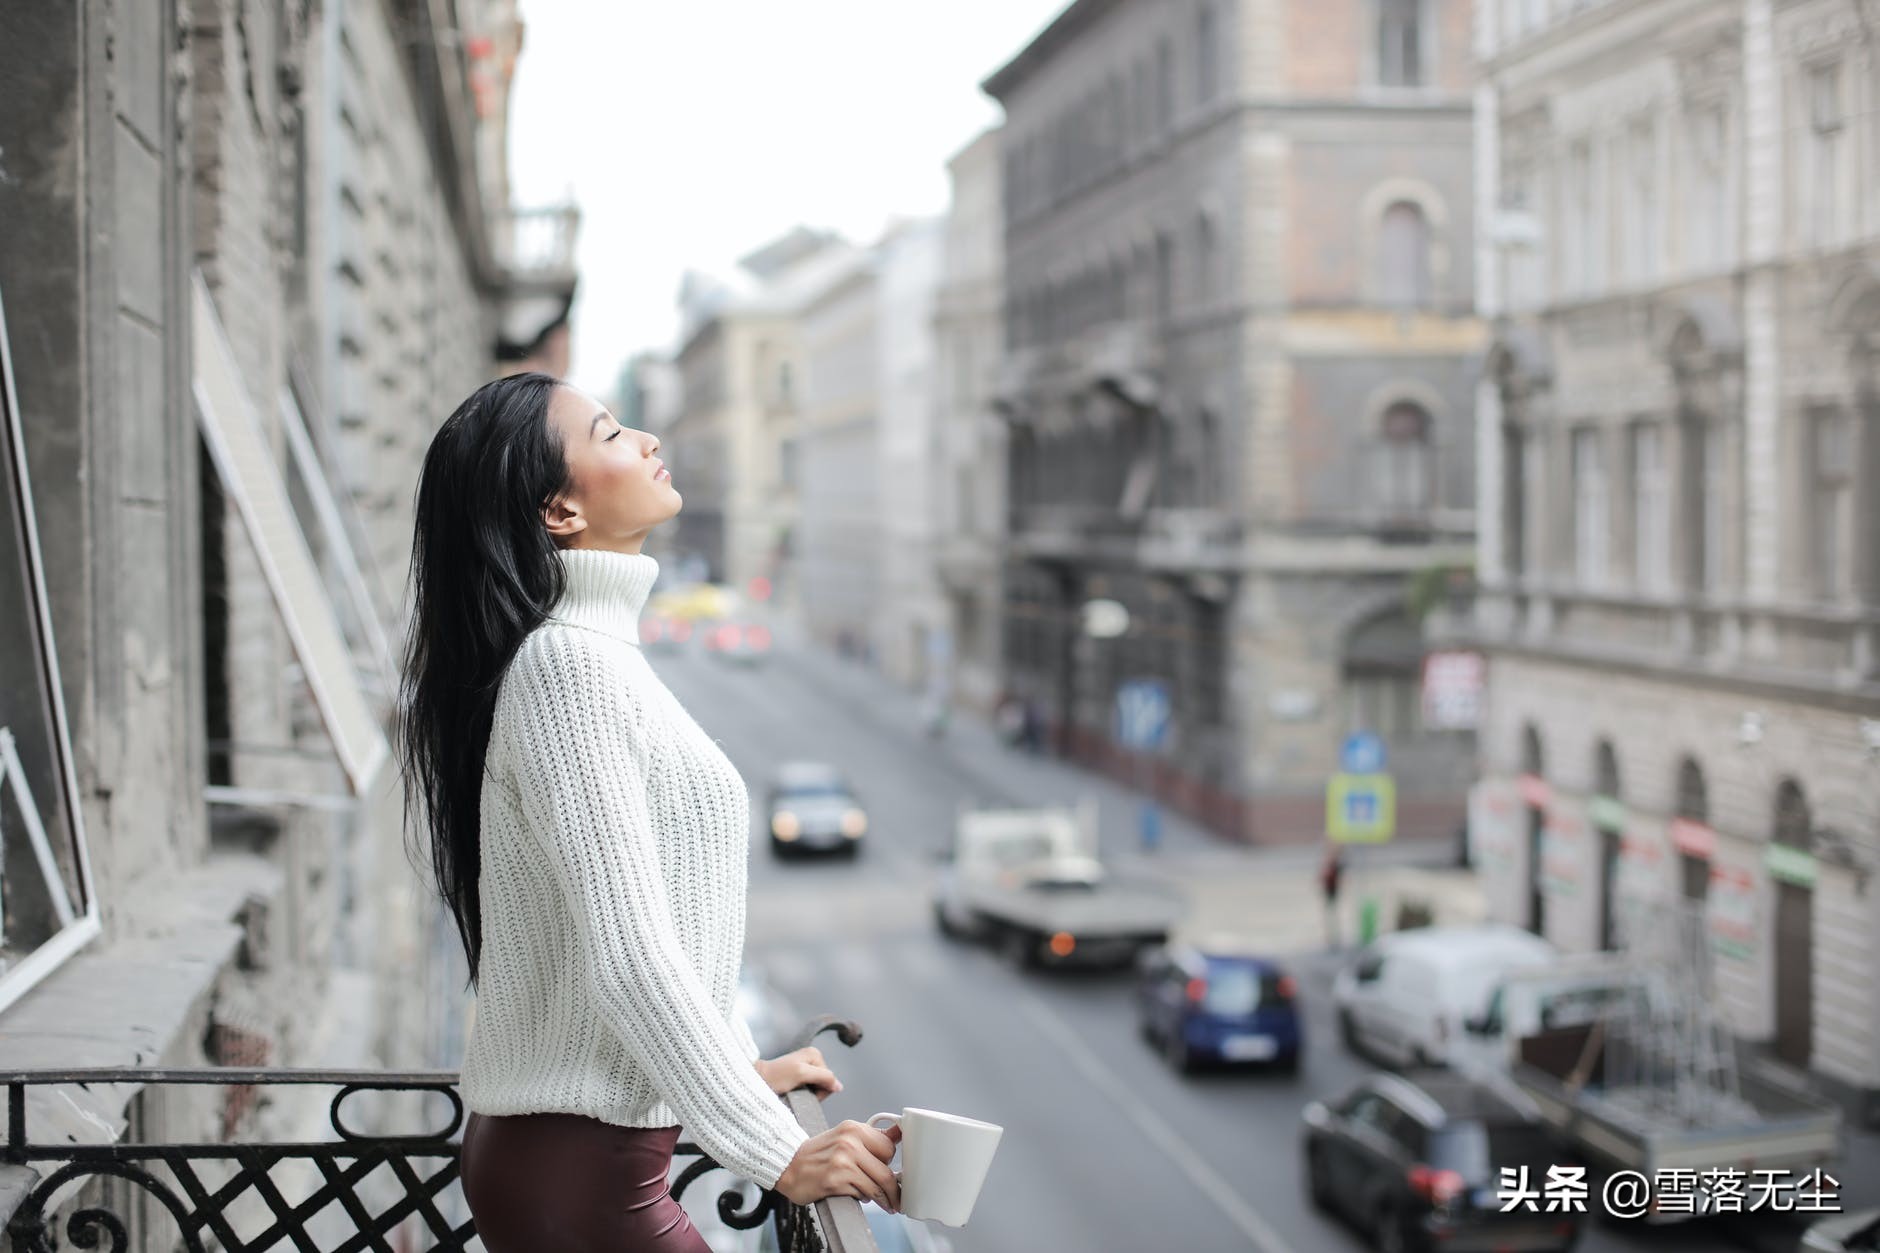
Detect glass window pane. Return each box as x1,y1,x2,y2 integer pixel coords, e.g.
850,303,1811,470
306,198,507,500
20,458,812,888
0,283,97,1000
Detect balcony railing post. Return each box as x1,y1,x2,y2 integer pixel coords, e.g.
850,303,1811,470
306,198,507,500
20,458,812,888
6,1083,22,1165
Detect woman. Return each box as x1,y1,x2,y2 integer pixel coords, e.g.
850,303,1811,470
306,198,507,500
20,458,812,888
399,373,901,1252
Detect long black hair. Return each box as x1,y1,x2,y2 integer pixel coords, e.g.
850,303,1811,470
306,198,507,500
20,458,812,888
398,371,570,985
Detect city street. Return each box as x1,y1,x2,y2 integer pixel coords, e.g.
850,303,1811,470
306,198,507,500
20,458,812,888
657,640,1779,1253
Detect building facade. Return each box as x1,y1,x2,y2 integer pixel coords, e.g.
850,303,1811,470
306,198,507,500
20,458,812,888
984,0,1482,842
0,0,573,1239
875,218,951,691
667,232,853,605
1471,0,1880,1109
797,250,886,657
615,350,683,437
934,130,1012,716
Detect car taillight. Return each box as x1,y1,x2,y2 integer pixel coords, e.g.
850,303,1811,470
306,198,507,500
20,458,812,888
1185,978,1208,1004
1408,1165,1466,1205
747,624,771,648
672,620,692,641
1276,975,1297,1001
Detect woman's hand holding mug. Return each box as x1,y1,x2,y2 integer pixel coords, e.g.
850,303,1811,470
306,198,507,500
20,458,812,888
773,1120,902,1213
754,1046,842,1099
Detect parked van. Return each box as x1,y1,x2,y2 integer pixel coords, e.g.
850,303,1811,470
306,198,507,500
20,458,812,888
1332,924,1556,1069
1445,953,1655,1077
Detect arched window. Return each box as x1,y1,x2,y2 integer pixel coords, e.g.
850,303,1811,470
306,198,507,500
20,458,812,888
1375,401,1433,522
1342,608,1424,739
1594,738,1623,951
1594,740,1621,800
1770,775,1815,1067
1673,756,1711,904
1519,722,1546,936
1521,723,1544,777
1773,779,1812,851
1675,757,1708,821
1379,201,1433,308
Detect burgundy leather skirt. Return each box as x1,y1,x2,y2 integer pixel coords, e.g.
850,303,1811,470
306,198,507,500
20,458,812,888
460,1111,711,1253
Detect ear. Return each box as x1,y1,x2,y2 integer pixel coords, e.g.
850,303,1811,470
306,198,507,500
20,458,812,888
542,493,587,540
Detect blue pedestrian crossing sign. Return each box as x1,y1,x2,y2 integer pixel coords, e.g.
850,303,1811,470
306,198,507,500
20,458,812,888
1327,772,1396,843
1340,731,1387,775
1115,679,1171,751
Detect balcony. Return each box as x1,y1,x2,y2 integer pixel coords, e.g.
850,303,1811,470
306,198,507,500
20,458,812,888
493,206,580,292
1081,322,1162,408
1,1018,878,1253
1136,508,1241,572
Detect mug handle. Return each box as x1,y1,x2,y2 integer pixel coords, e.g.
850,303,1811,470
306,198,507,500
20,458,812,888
866,1113,904,1185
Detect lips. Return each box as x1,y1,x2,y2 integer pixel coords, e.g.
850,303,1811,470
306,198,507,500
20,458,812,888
653,459,670,482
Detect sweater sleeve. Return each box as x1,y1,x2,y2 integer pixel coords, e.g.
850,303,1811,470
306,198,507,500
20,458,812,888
506,635,809,1189
731,1007,765,1063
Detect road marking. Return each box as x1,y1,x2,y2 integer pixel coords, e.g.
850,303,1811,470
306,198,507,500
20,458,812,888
1013,992,1300,1253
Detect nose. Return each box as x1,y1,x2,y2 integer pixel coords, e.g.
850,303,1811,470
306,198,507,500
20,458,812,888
642,430,660,455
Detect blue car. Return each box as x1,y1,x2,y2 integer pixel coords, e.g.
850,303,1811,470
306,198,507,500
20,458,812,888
1136,942,1303,1074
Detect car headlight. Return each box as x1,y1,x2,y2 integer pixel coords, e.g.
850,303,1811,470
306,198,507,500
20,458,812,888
841,809,867,837
772,812,801,839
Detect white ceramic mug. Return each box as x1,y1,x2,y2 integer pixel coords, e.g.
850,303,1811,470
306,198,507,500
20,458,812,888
866,1107,1003,1227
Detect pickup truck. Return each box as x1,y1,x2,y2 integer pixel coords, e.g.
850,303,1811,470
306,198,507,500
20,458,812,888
931,803,1185,969
1454,958,1843,1203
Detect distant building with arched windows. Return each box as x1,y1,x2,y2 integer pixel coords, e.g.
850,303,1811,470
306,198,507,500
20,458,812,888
1471,0,1880,1111
980,0,1485,843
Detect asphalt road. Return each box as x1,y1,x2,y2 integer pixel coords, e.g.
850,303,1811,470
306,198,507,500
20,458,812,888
654,641,1806,1253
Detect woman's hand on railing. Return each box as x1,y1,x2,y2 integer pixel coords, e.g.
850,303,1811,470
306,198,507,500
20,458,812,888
773,1120,902,1215
754,1046,842,1100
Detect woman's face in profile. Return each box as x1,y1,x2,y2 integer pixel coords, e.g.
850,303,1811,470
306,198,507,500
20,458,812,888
542,383,680,549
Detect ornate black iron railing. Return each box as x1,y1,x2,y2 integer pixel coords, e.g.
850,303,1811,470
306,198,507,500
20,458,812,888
2,1016,876,1253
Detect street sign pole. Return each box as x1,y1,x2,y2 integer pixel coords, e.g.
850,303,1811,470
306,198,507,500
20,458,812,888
1115,679,1170,854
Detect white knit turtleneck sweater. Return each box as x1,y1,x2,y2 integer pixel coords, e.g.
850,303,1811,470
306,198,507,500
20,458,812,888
460,546,809,1189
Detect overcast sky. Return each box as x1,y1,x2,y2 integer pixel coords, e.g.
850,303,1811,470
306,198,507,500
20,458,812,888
506,0,1068,397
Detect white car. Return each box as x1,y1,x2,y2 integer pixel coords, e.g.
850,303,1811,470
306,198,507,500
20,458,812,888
1332,924,1557,1068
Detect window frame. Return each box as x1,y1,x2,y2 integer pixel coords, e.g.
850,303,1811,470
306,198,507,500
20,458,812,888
1803,61,1845,247
1810,406,1854,602
1572,426,1610,589
1377,200,1434,310
1631,422,1670,594
0,279,103,1014
1376,0,1426,88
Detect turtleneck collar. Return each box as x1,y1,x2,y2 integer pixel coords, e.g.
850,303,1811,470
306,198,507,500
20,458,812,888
547,547,660,646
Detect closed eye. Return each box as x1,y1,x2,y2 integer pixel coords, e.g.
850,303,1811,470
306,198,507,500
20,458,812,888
605,429,621,442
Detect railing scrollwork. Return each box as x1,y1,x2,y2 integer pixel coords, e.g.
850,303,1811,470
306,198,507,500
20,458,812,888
2,1017,875,1253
